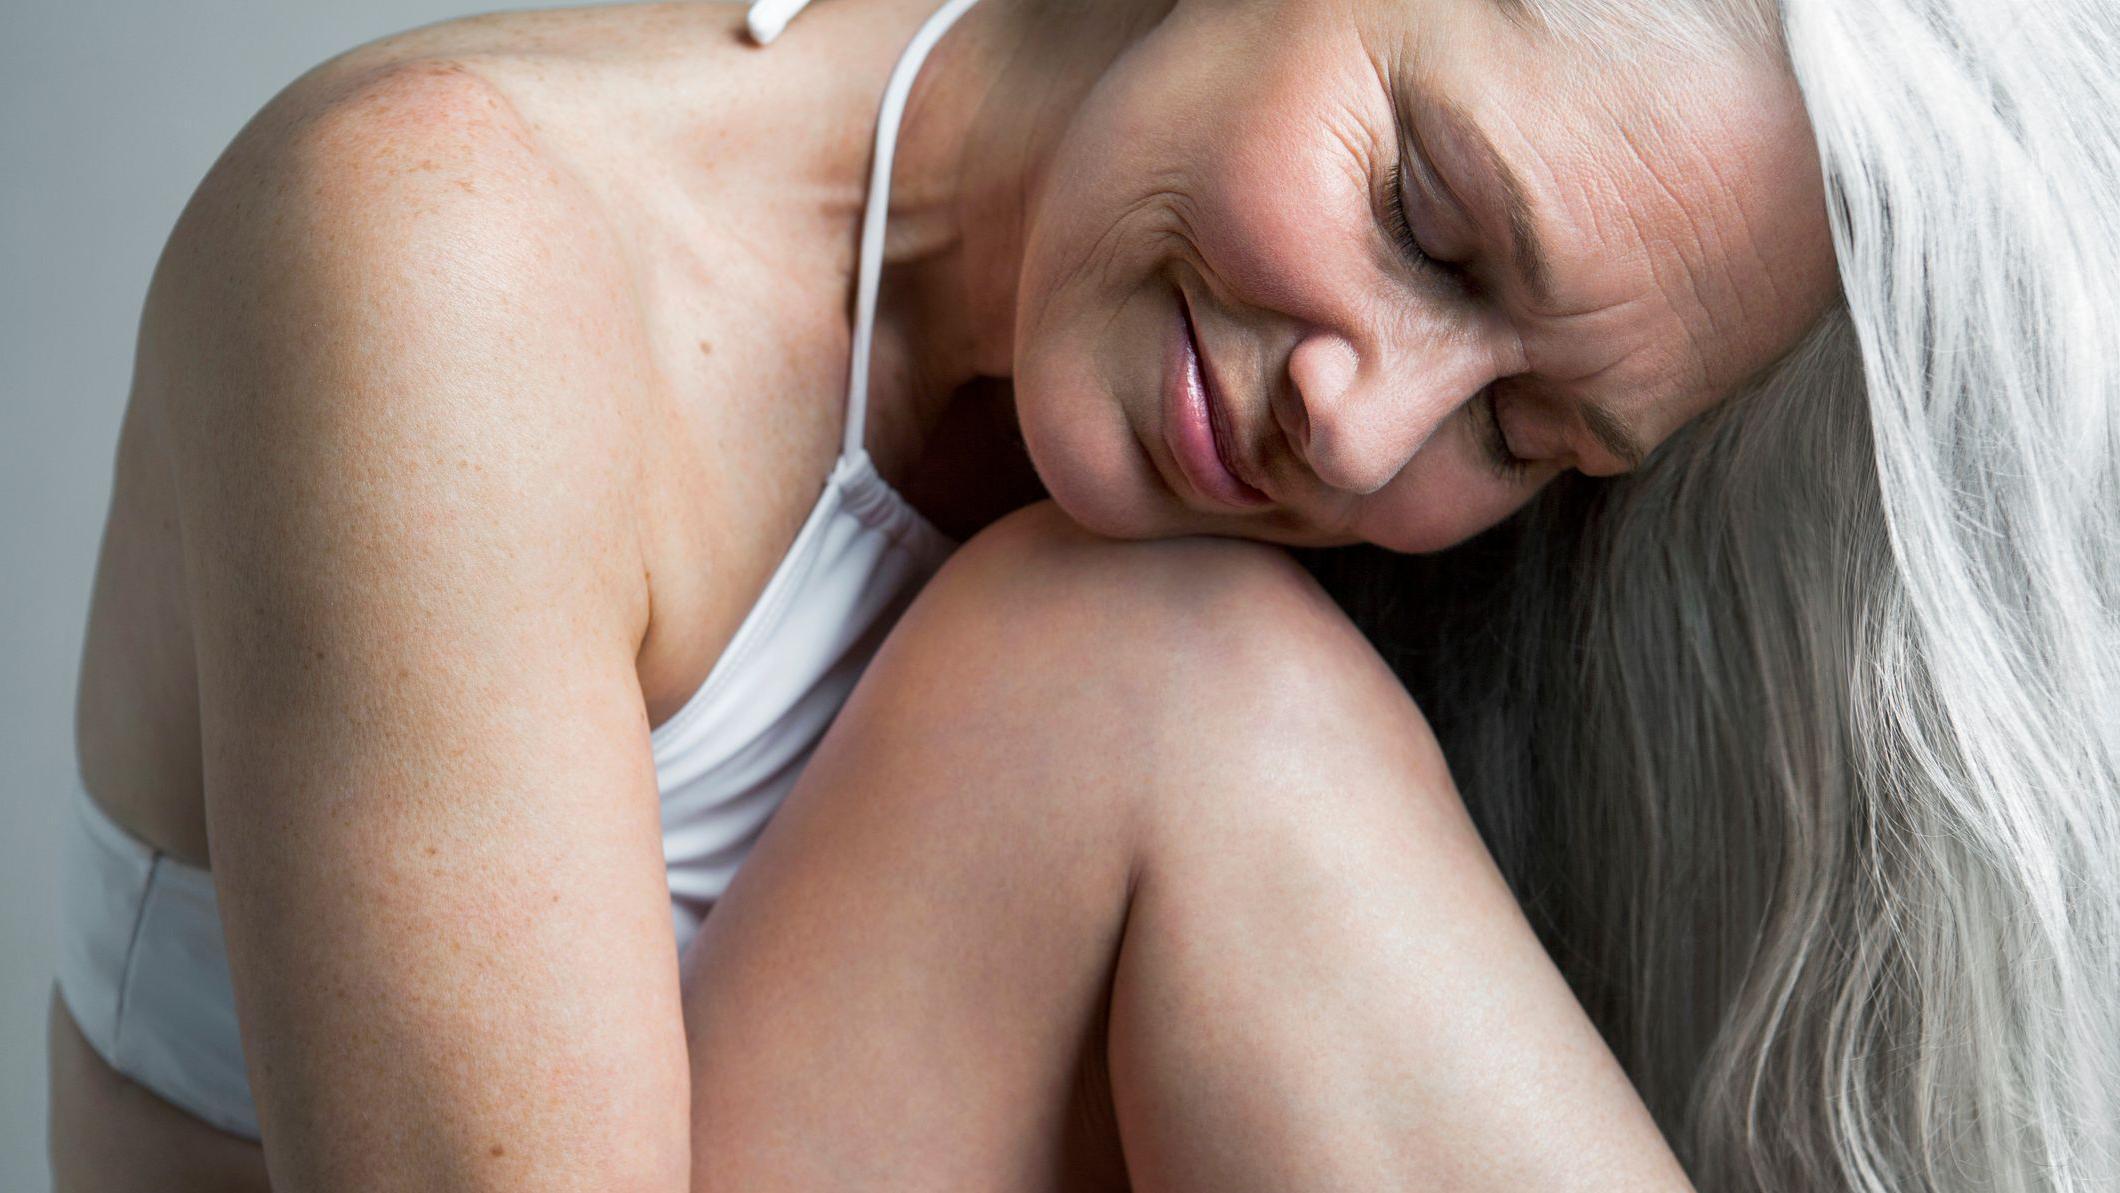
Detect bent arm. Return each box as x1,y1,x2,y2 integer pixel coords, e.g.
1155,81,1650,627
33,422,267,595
154,60,687,1192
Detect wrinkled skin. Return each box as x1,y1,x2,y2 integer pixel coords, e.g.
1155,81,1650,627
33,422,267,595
1008,0,1839,552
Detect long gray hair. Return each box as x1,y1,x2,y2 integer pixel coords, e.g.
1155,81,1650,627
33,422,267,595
1313,0,2120,1186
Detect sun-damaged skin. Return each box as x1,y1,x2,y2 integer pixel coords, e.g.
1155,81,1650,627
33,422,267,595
52,0,1835,1187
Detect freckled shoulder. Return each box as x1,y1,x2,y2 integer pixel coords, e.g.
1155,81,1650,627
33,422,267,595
103,26,708,1186
142,43,668,655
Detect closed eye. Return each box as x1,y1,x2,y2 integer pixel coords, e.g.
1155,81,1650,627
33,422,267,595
1383,149,1476,300
1475,383,1536,482
1384,161,1443,272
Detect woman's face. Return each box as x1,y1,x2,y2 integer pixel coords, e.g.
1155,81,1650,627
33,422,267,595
1010,0,1840,552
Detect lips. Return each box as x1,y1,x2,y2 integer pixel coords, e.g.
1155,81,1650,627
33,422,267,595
1163,293,1271,510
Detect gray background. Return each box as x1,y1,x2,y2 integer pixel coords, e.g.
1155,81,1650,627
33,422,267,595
0,2,591,1186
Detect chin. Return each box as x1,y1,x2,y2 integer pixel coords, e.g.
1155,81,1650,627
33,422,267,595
1015,394,1169,542
1026,435,1168,542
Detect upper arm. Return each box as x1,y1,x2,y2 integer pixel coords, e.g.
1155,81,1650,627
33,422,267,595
150,59,686,1191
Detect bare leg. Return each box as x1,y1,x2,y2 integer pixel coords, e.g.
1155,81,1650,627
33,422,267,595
680,504,1691,1192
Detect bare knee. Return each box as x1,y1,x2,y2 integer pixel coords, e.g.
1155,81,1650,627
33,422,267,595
918,502,1399,697
935,502,1343,654
871,503,1456,838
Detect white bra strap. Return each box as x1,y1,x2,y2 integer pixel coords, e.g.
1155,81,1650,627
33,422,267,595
841,0,983,457
747,0,984,458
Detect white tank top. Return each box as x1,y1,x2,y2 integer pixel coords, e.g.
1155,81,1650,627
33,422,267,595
55,0,980,1140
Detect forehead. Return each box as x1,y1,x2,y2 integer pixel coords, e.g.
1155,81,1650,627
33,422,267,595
1387,3,1837,433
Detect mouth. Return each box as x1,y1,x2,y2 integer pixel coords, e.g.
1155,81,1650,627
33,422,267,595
1162,291,1272,511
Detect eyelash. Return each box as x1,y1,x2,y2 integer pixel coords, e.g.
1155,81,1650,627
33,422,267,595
1383,160,1442,273
1476,384,1535,481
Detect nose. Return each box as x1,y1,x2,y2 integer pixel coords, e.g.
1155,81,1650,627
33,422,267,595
1276,325,1501,495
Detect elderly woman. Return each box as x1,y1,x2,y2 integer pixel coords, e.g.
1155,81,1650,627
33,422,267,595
47,0,2119,1188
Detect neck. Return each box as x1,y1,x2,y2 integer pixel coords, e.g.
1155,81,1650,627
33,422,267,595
796,0,1174,490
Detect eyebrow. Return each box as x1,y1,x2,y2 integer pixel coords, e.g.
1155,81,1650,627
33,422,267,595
1421,97,1556,312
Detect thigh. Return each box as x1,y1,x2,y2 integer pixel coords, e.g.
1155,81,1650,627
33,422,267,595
678,503,1687,1193
47,991,273,1193
675,504,1435,1191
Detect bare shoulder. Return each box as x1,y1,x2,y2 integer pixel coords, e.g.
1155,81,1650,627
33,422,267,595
308,1,754,88
136,32,670,643
134,0,822,566
77,18,709,856
141,0,763,416
212,0,759,221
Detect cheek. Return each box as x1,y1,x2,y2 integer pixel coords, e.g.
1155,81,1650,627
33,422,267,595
1005,11,1415,541
1012,286,1172,540
1183,88,1395,319
1006,17,1258,538
1012,2,1391,348
1007,92,1197,539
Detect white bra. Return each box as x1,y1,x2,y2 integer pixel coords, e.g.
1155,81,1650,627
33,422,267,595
55,0,978,1141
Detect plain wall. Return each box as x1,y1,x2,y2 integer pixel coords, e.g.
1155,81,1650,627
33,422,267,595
0,2,594,1187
